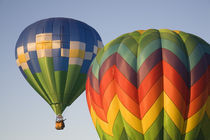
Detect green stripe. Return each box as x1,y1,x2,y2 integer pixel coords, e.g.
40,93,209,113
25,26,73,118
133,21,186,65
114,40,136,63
200,113,210,139
24,69,52,104
96,112,126,140
92,59,100,79
54,71,67,111
117,44,137,71
100,44,119,66
159,30,187,54
137,29,160,55
38,57,58,103
185,113,210,140
144,110,163,140
119,35,138,57
163,111,182,140
63,65,82,107
128,31,141,43
163,128,172,140
188,44,206,70
137,39,161,69
179,32,201,55
95,109,208,140
66,73,86,106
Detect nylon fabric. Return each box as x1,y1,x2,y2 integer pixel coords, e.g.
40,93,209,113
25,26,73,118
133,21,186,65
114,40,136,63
15,18,103,115
86,29,210,140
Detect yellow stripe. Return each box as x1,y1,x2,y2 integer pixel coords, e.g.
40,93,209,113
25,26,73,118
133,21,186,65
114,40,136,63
164,91,185,133
141,92,163,133
118,98,142,132
90,94,164,135
90,107,97,127
36,41,52,50
90,95,119,136
185,102,207,133
89,92,208,136
97,48,102,54
69,49,85,58
206,96,210,118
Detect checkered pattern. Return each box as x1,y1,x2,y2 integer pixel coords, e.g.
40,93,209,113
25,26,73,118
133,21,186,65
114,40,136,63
16,33,102,72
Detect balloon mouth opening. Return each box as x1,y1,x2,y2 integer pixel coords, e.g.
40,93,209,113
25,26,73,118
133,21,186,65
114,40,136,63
55,115,65,130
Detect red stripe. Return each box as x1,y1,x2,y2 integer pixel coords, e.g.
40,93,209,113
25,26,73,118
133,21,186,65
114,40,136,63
91,100,107,122
100,66,115,96
88,81,103,108
163,61,190,104
86,78,91,112
187,88,208,118
138,62,163,103
115,81,140,118
164,76,186,118
86,78,107,122
190,70,208,101
114,67,138,104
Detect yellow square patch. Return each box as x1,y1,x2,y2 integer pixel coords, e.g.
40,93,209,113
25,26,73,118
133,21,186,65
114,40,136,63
36,41,52,50
69,49,85,58
18,54,26,63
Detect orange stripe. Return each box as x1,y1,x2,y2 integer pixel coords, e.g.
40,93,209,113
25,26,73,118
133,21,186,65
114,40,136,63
100,66,115,96
86,78,107,121
86,78,92,111
164,76,186,118
89,83,103,108
187,87,208,118
91,100,107,122
163,61,190,104
115,81,140,118
102,80,117,115
139,76,163,118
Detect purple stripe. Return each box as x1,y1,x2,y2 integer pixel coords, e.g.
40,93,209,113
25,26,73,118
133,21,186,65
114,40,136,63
88,66,100,93
99,53,137,86
116,53,137,87
190,53,209,86
99,54,116,82
162,49,190,86
138,48,190,87
138,49,162,85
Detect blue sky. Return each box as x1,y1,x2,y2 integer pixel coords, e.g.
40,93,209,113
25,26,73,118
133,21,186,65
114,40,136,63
0,0,210,140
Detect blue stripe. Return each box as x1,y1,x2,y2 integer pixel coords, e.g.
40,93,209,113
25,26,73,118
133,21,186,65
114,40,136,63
52,49,61,57
53,57,68,71
81,60,91,73
15,17,103,75
84,28,94,52
28,59,41,73
29,51,38,59
19,67,27,79
61,42,69,49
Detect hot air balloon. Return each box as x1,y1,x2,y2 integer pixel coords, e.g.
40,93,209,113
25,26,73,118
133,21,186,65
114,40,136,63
15,17,103,130
86,29,210,139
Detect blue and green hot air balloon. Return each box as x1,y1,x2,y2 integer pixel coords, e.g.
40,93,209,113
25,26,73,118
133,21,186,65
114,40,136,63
15,17,103,130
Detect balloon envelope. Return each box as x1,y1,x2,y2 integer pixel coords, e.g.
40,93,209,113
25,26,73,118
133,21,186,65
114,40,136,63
15,18,103,116
86,29,210,139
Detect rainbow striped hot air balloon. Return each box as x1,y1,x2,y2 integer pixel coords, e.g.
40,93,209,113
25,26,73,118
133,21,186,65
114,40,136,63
86,29,210,139
15,18,103,129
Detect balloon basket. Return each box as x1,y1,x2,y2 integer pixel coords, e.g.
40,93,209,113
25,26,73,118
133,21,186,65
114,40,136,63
55,115,65,130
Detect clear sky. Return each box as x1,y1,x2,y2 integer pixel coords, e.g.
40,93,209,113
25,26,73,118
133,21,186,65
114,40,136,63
0,0,210,140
